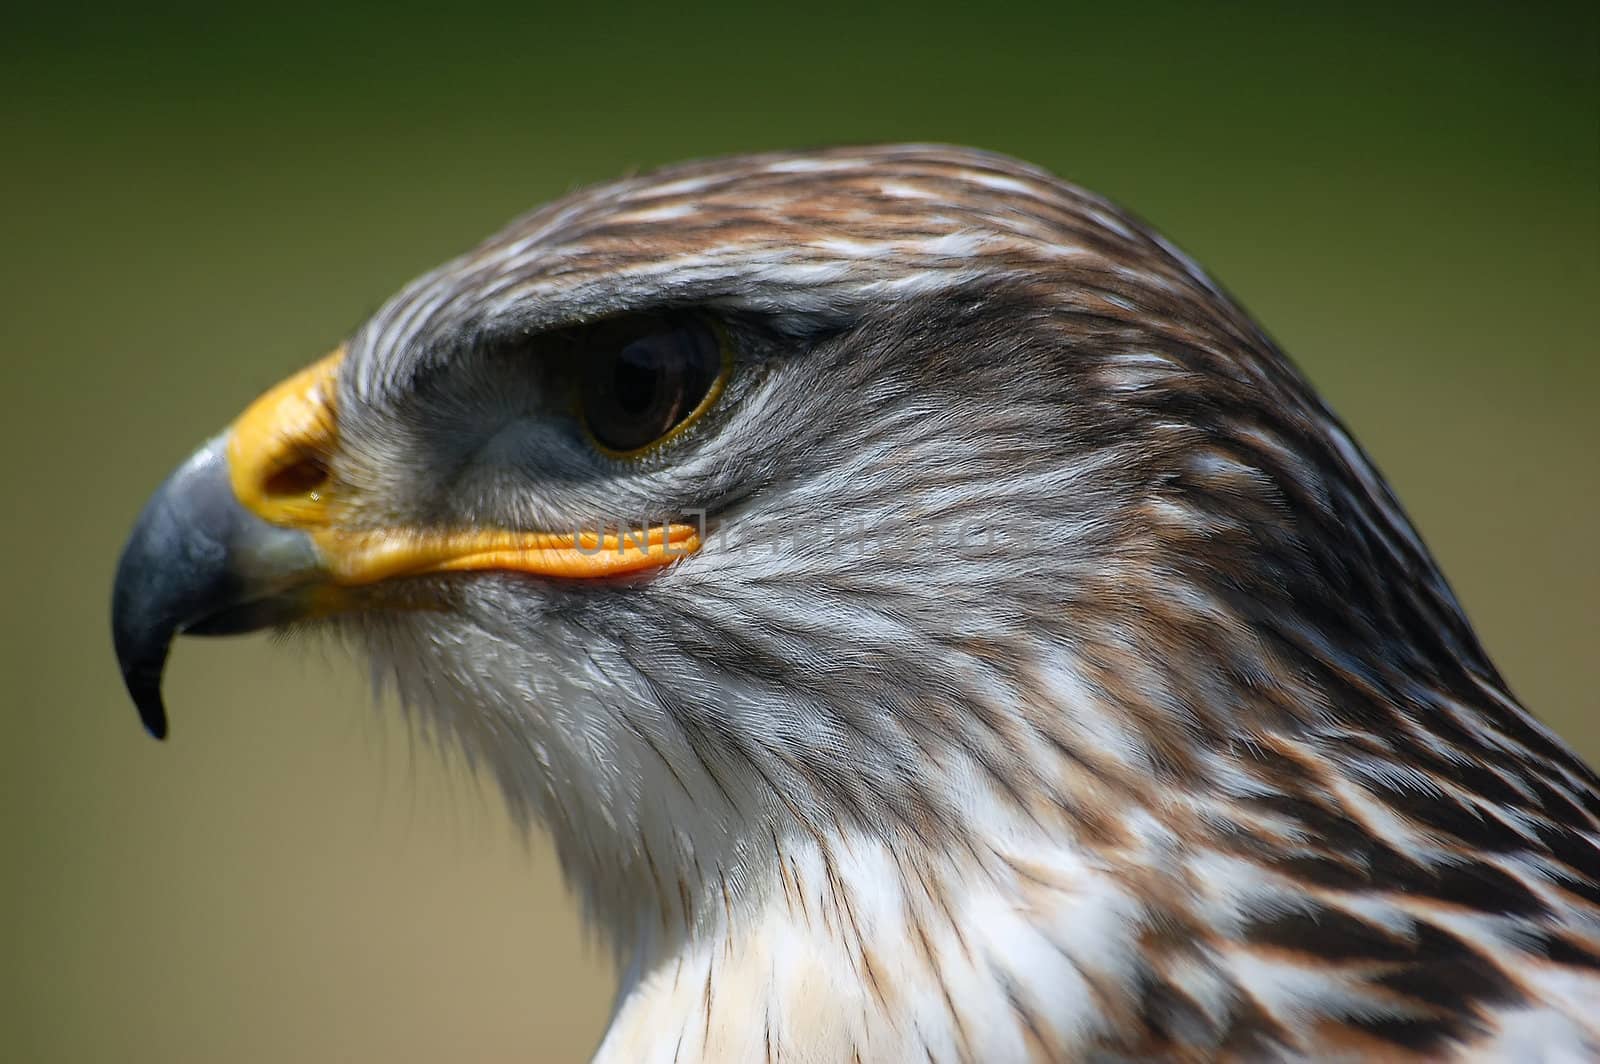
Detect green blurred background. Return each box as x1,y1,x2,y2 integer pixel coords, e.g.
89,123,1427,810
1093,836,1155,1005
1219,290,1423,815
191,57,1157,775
4,2,1595,1060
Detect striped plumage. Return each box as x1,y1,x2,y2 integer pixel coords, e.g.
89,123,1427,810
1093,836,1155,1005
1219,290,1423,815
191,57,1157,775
119,145,1600,1060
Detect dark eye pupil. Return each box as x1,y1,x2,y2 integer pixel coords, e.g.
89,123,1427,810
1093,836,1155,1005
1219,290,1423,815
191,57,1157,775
612,347,662,416
583,315,722,453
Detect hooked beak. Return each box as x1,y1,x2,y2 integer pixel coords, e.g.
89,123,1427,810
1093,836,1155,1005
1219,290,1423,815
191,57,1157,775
110,434,322,739
111,349,702,739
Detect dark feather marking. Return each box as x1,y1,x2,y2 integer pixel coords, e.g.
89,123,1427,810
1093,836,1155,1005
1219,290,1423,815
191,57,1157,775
700,962,715,1054
996,965,1060,1062
1139,979,1214,1051
1244,905,1423,964
1372,928,1521,1012
1525,930,1600,971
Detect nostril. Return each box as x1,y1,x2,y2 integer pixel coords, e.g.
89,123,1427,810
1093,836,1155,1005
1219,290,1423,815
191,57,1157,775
263,455,330,498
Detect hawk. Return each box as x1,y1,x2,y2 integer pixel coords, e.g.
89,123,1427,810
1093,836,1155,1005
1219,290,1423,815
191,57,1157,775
113,145,1600,1060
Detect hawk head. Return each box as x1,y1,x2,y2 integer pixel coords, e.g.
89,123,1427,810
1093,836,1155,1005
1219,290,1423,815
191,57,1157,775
112,145,1600,1059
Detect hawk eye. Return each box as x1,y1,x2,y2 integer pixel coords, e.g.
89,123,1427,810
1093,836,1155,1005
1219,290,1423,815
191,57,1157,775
581,315,726,455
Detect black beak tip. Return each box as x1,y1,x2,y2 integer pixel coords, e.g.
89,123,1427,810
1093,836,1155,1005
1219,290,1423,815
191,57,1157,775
137,697,170,741
113,545,178,741
128,670,170,739
114,620,174,741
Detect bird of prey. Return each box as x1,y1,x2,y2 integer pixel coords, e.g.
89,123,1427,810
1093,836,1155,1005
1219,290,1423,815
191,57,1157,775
113,145,1600,1061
